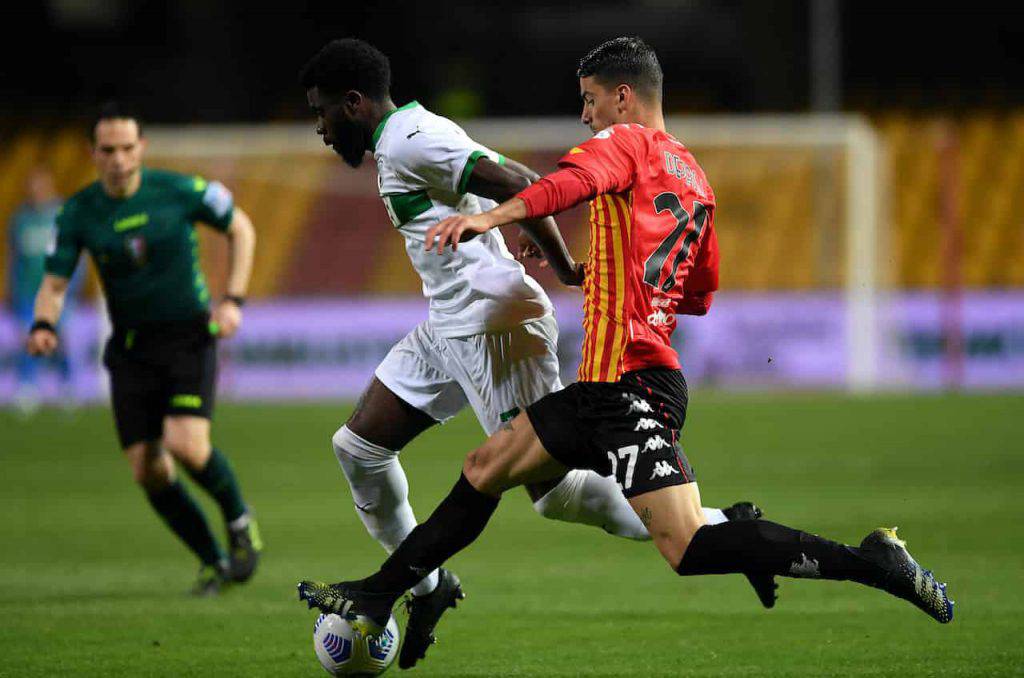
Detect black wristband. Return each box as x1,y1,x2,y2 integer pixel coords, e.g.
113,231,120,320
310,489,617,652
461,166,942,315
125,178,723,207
223,295,246,307
30,319,57,334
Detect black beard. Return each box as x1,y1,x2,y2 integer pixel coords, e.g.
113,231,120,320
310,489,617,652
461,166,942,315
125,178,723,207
337,143,366,168
334,122,369,168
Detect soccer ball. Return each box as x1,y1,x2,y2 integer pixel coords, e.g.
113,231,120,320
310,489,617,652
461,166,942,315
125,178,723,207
313,612,400,676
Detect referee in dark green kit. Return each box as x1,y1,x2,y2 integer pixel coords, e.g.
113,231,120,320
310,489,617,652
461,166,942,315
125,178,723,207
28,103,262,595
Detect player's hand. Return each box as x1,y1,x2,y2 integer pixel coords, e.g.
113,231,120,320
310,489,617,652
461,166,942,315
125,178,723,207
27,328,59,356
516,231,549,268
562,262,586,287
424,214,492,254
212,299,243,339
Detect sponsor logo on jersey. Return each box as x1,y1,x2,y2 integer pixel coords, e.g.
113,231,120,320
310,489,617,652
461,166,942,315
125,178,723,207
634,418,664,432
624,396,654,414
647,308,673,327
651,295,673,308
789,553,821,578
643,435,672,453
113,213,149,232
649,460,680,479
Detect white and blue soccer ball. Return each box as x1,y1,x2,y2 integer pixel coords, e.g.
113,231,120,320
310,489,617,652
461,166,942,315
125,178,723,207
313,612,400,676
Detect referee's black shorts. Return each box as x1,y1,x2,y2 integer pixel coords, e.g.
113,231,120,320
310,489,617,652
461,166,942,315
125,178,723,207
526,367,696,499
102,316,217,449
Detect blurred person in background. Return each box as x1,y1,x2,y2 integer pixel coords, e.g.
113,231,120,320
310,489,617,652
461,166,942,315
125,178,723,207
7,167,82,416
26,103,262,596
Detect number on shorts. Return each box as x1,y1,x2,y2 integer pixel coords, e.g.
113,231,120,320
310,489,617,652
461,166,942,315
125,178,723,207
607,444,640,490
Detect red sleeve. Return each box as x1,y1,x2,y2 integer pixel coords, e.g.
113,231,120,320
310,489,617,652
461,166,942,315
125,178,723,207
516,124,641,218
518,167,596,218
678,218,719,316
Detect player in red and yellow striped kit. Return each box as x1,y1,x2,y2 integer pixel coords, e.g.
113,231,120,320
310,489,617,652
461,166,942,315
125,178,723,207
298,38,953,650
522,121,720,383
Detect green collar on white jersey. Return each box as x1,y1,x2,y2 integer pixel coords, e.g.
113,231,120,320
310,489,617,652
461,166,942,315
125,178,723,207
371,100,421,151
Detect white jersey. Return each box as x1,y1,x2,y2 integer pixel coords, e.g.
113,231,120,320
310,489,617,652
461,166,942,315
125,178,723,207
372,101,552,338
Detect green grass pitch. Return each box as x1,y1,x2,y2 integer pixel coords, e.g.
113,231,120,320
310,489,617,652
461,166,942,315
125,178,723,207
1,392,1022,676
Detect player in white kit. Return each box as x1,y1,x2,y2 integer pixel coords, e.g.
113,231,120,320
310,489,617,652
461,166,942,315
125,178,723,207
299,39,755,668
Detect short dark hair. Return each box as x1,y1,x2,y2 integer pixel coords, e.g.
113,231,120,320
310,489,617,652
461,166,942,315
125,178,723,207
577,37,663,101
299,38,391,100
90,101,143,142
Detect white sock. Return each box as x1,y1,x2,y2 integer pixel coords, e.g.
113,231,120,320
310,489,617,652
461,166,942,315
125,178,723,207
332,425,438,597
533,470,649,539
532,470,732,539
702,507,728,525
228,512,251,532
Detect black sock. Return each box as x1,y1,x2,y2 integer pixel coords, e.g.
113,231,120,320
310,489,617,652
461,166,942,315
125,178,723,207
187,448,248,524
676,519,884,586
146,481,224,566
361,474,500,596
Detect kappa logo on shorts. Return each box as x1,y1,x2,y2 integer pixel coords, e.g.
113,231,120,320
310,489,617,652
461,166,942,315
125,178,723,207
634,418,664,432
790,553,821,578
643,435,672,452
649,460,680,479
624,395,654,414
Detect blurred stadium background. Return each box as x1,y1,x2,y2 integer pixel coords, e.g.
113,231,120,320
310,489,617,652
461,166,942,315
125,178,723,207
2,2,1022,676
3,2,1024,401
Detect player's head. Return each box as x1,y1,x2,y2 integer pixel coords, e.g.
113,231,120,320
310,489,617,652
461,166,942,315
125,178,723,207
90,102,146,196
577,37,663,133
300,38,392,168
25,166,57,206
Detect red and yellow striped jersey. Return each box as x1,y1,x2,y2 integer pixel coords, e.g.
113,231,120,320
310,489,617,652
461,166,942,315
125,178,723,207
520,123,719,382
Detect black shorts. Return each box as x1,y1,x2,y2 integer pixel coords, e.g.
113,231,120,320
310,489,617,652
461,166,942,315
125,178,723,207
103,317,217,448
526,368,696,498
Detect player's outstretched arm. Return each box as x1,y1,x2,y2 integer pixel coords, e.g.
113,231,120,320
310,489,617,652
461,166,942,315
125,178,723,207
212,206,256,338
425,197,528,254
26,274,68,356
461,158,583,286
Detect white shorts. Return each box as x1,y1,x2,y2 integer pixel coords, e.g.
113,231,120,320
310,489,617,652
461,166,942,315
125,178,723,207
375,315,562,436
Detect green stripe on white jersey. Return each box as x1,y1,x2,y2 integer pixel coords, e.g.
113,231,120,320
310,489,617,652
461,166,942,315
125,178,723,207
371,102,549,338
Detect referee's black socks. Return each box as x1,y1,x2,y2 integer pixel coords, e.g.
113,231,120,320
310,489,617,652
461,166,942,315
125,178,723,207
187,448,248,525
146,481,224,566
362,474,500,597
676,519,884,586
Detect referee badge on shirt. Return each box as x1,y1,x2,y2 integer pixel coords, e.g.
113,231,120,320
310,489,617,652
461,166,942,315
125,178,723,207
125,235,147,266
